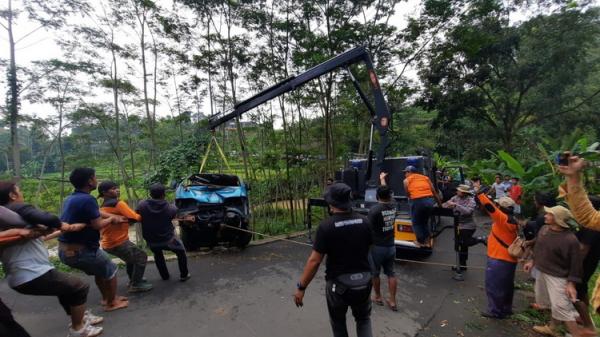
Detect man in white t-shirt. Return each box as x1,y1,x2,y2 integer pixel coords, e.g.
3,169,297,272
490,174,507,199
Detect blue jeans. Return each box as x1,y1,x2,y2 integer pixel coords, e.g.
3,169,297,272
410,197,434,244
485,257,516,317
59,246,118,280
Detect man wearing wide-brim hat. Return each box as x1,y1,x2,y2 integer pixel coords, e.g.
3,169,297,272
523,206,592,337
294,183,374,337
442,184,484,271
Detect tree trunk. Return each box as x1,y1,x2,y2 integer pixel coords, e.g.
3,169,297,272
206,16,215,117
225,1,250,180
34,138,56,207
151,29,159,146
111,37,122,178
122,101,136,181
171,68,184,142
138,8,156,169
58,107,66,212
7,0,20,179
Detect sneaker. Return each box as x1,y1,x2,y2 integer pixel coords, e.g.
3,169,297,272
68,323,103,337
452,266,467,272
128,280,154,293
180,274,191,282
476,236,488,246
84,310,104,325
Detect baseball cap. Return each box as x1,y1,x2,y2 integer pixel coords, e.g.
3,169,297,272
403,165,417,173
323,183,353,210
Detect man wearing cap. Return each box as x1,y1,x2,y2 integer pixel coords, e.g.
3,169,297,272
476,193,519,319
523,206,592,337
402,165,441,248
443,185,480,271
294,183,374,337
98,181,152,293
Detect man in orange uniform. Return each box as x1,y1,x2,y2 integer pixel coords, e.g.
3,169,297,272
477,193,518,319
403,166,441,248
98,181,152,293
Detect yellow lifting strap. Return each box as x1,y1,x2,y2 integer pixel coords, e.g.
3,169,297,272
199,132,232,173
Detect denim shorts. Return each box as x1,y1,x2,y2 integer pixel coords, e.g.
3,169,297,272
369,245,396,277
59,246,118,280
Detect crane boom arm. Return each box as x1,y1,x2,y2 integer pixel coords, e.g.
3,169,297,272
208,46,392,177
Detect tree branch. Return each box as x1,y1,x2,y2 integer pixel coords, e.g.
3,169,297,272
14,24,45,44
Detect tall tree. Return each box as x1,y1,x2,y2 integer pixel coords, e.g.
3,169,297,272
24,58,93,208
419,1,600,152
0,0,89,179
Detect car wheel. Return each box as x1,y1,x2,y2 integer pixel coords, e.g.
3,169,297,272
181,226,200,251
234,221,252,249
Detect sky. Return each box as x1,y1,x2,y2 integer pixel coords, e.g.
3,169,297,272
0,0,568,126
0,0,424,123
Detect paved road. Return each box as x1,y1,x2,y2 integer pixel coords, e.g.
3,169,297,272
3,217,531,337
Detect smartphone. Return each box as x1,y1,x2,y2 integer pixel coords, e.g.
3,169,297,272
557,152,570,166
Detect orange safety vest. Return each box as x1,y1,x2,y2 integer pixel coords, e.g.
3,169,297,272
477,194,518,263
406,174,434,200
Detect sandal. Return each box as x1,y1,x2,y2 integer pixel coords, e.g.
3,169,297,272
372,297,384,306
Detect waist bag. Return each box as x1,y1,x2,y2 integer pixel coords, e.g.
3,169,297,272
492,232,525,259
332,272,372,295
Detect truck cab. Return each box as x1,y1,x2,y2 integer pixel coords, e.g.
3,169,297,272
333,155,440,253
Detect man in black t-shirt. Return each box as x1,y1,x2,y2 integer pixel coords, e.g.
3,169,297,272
368,185,398,311
294,183,373,337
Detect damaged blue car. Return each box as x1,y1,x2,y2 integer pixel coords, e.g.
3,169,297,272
175,173,252,250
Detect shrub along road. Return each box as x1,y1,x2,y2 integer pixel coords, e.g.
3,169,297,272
3,216,534,337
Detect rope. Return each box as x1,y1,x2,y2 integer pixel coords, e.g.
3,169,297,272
223,224,313,247
222,224,494,271
200,132,232,173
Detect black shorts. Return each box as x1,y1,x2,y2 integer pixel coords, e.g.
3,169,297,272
13,269,89,315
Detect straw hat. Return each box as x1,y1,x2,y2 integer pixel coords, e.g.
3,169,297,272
456,184,473,194
544,205,573,228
